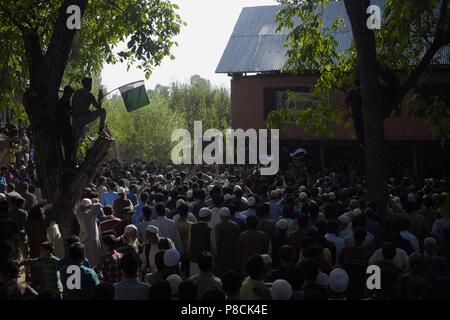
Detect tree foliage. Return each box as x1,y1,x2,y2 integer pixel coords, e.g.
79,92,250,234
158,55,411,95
0,0,184,109
270,0,450,142
103,75,230,162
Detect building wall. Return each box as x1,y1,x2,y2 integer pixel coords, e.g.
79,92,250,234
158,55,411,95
230,71,450,142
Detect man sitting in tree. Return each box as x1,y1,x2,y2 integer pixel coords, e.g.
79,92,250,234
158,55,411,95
71,77,110,160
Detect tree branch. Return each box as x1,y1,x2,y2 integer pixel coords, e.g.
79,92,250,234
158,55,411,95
397,0,449,102
65,136,113,200
45,0,89,88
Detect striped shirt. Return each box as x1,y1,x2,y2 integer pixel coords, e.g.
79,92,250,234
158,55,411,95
21,255,61,293
99,215,122,237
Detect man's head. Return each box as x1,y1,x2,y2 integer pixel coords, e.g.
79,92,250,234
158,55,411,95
178,279,199,300
353,227,367,246
81,77,93,91
198,207,211,222
103,205,113,216
120,251,139,278
155,203,166,217
39,242,54,258
198,251,214,273
62,85,74,99
145,225,159,243
10,196,25,210
69,242,85,265
246,254,264,280
142,205,152,220
221,271,242,297
140,192,149,203
102,235,117,253
381,242,397,261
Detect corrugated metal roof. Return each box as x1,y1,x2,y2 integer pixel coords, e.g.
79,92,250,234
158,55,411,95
216,1,449,74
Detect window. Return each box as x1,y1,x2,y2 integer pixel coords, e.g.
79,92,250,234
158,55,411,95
264,87,312,118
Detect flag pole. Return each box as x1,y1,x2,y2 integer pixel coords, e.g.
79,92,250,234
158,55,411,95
104,80,144,97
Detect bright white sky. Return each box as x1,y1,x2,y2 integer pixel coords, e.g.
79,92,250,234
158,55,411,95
101,0,278,92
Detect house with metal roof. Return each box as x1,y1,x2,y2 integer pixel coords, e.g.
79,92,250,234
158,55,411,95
216,3,450,176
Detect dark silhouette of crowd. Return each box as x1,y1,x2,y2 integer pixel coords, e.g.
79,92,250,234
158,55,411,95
1,157,449,300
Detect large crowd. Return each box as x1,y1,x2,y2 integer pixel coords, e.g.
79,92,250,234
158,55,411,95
0,152,450,300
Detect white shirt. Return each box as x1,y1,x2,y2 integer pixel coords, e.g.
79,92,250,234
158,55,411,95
369,248,409,271
173,213,197,224
149,216,183,255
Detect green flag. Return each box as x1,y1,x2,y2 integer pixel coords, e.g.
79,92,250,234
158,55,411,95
118,80,150,112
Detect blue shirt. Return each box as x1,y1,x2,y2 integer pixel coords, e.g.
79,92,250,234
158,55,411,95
265,200,282,220
127,192,138,206
132,203,145,225
101,191,118,206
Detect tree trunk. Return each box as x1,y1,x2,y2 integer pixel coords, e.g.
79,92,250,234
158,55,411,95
17,0,114,242
344,0,388,211
23,77,112,241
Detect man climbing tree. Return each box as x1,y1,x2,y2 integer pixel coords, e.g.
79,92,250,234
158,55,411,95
0,0,183,239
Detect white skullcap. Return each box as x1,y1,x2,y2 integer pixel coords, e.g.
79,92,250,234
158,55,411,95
186,190,193,199
0,193,6,201
80,198,92,207
299,185,306,192
199,207,211,218
207,185,214,192
328,192,336,200
233,185,242,192
146,225,159,234
156,174,164,179
271,280,293,300
164,248,180,267
124,224,137,234
299,192,307,200
167,274,182,295
117,187,125,194
176,199,185,208
328,268,349,293
224,194,233,201
338,214,350,225
270,190,279,198
275,219,289,230
220,207,230,217
247,197,256,207
352,208,362,216
261,254,272,265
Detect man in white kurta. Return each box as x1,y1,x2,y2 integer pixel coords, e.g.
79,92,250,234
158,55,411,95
76,198,102,267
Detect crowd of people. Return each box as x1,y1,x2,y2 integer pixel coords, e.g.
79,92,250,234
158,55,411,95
0,157,449,300
0,120,34,167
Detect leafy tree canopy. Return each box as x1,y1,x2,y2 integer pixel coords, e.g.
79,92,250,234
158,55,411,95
0,0,185,109
269,0,450,141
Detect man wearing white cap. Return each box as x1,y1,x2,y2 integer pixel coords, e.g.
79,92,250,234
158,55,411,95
328,268,349,300
149,203,183,255
265,190,282,220
214,207,241,275
271,279,293,300
237,196,257,218
75,198,102,266
141,225,175,274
